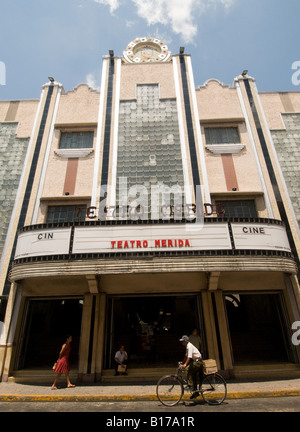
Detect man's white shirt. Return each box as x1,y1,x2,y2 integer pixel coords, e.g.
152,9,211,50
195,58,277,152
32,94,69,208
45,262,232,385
186,342,202,360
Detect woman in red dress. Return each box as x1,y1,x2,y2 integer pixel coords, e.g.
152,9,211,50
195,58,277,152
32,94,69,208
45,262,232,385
52,335,75,389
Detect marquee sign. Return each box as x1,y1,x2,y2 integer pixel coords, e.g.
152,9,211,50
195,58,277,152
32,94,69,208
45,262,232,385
13,220,291,261
14,228,72,260
231,223,291,252
72,223,231,254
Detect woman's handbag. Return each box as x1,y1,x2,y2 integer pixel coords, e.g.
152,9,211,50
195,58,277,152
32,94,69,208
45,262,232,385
52,360,59,371
117,364,127,373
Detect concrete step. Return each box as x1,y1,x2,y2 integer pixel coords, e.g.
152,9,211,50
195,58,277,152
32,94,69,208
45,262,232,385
7,367,175,384
233,363,300,379
8,369,78,384
8,363,300,383
101,367,175,383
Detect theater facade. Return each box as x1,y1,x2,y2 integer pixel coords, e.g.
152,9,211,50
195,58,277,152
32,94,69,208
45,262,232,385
1,38,300,382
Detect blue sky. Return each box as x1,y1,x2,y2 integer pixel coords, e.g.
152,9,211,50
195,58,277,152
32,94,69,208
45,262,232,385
0,0,300,100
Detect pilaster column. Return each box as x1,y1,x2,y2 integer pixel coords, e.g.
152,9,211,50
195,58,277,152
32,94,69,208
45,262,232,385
78,294,94,380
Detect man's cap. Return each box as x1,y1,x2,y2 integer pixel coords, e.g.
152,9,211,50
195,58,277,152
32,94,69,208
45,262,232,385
179,335,189,342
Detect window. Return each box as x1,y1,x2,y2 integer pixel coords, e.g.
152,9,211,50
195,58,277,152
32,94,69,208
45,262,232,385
216,200,257,218
204,127,240,145
59,131,94,149
47,205,87,223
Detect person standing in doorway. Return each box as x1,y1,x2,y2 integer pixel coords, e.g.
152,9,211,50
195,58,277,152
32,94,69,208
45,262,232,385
52,335,75,389
189,328,202,351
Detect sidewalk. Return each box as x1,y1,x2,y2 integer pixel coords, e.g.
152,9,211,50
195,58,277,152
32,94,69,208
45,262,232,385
1,378,300,402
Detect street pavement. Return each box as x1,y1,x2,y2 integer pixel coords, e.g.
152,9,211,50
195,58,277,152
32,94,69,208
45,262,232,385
1,377,300,402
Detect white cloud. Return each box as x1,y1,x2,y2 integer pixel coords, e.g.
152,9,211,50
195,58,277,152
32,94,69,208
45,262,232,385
153,29,172,45
93,0,236,43
126,20,136,28
86,73,100,90
93,0,120,14
216,0,235,8
132,0,236,43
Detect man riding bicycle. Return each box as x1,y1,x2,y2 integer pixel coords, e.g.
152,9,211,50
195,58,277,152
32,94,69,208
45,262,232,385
179,335,203,399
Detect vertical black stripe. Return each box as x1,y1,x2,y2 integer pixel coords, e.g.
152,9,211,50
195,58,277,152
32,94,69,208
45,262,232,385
180,55,201,194
244,79,300,279
87,295,96,374
211,293,224,370
100,58,114,188
3,85,54,295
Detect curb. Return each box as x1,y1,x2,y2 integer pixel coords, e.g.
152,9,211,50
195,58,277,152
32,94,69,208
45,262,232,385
0,394,156,402
0,389,300,402
225,389,300,399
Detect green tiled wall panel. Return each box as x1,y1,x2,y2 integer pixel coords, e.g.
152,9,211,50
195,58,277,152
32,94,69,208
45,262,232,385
271,114,300,226
0,123,29,258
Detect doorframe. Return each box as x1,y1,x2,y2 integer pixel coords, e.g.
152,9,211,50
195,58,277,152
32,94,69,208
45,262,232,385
223,290,297,364
14,296,84,371
104,293,204,369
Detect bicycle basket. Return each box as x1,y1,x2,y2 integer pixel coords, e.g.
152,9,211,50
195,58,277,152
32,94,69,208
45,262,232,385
202,359,218,375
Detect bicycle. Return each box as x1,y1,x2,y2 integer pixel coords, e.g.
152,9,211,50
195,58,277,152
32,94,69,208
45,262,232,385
156,361,227,407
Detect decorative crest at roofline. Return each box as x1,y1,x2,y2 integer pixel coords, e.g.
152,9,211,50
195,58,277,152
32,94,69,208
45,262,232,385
123,37,171,64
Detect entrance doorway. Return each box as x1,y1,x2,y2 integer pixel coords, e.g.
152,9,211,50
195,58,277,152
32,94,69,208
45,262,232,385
225,293,293,363
16,298,83,370
105,295,204,368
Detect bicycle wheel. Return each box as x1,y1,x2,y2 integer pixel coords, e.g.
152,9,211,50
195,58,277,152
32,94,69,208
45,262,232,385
156,375,184,407
200,373,227,405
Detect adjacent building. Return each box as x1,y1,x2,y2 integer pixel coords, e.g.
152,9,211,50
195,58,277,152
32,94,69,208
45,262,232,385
0,38,300,382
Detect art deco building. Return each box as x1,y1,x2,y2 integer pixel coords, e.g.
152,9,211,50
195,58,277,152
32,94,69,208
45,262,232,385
0,38,300,382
